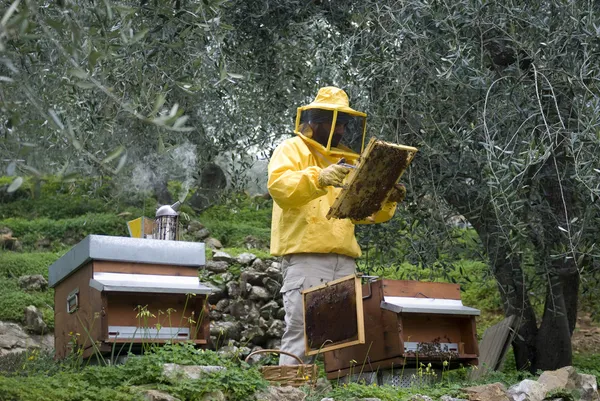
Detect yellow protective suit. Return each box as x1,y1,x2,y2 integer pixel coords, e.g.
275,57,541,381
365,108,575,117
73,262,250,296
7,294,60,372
268,135,397,258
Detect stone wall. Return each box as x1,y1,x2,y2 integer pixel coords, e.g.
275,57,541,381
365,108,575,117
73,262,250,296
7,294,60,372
203,250,285,358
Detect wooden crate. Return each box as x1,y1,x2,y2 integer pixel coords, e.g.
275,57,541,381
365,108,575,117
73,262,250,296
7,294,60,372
321,279,479,380
49,235,211,360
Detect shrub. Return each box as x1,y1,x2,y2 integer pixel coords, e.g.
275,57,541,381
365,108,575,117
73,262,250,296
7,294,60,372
198,194,272,247
2,213,129,250
0,276,54,328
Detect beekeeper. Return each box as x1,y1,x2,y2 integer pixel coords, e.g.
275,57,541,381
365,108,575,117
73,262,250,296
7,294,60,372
268,86,407,365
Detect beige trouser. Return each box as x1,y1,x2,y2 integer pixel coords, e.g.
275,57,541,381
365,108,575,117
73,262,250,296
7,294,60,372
278,253,356,365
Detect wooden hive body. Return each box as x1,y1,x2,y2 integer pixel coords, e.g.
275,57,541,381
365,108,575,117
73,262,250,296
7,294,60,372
312,278,479,379
49,235,211,359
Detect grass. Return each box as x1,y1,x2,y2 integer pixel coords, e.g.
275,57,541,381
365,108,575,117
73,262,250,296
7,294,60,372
0,252,60,328
197,193,272,248
0,343,268,401
3,342,600,401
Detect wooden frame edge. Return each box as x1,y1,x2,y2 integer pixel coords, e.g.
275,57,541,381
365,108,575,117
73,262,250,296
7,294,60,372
303,274,366,356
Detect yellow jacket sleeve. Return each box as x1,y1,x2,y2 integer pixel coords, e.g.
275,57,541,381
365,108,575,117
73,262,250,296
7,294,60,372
352,200,397,225
268,140,328,209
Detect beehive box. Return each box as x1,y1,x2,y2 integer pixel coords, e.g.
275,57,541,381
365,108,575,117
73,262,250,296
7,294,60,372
304,277,480,379
48,235,212,359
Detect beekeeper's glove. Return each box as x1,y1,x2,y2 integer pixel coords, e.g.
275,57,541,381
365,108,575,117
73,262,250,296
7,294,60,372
387,183,407,203
317,164,350,188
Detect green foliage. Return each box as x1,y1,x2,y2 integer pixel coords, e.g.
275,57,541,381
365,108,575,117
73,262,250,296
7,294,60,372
2,213,129,250
545,388,578,401
0,349,65,377
0,374,144,401
0,252,58,327
573,352,600,384
0,343,267,401
208,247,272,261
310,380,468,401
0,176,114,201
198,194,272,248
0,194,111,220
0,252,59,278
0,276,54,328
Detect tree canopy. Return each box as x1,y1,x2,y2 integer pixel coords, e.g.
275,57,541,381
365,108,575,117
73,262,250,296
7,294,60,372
2,0,600,372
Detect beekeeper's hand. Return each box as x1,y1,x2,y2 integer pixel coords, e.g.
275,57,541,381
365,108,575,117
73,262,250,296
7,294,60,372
317,164,350,188
387,183,407,203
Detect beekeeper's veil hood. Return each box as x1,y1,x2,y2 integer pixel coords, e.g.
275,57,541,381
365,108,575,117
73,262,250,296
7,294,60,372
294,86,367,160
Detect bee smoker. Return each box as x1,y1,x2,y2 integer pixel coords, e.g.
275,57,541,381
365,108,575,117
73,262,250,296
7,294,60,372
153,201,181,241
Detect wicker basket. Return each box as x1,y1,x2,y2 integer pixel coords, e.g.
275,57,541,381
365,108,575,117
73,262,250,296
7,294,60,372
244,349,318,387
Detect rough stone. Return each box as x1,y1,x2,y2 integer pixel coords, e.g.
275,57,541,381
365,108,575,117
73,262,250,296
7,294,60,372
226,281,242,299
24,306,47,334
265,266,283,282
241,269,268,286
237,252,257,265
259,317,271,331
440,396,468,401
249,286,271,302
463,383,509,401
204,237,223,250
260,301,280,319
252,258,268,272
212,251,235,263
276,307,286,320
214,299,230,313
263,277,282,295
198,391,226,401
266,319,285,338
241,326,266,346
162,363,225,381
216,345,241,359
210,321,242,342
142,389,181,401
266,339,281,350
18,275,48,291
244,235,265,250
537,366,579,391
187,221,205,232
209,310,222,320
579,374,600,401
205,282,227,304
255,386,307,401
506,379,546,401
205,260,229,274
0,321,53,356
229,299,258,320
192,228,211,240
270,261,281,270
410,396,433,401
